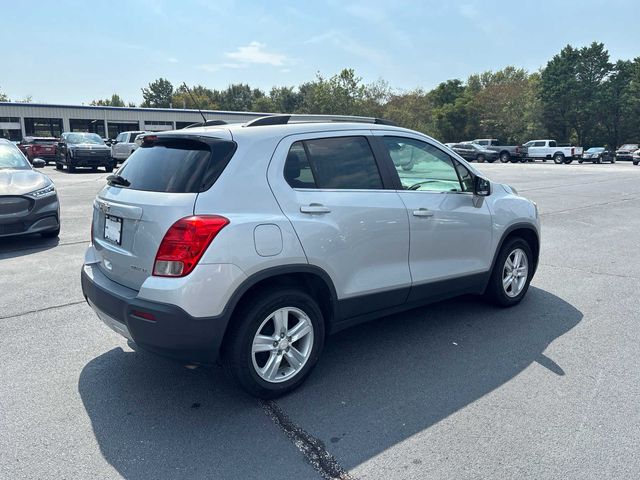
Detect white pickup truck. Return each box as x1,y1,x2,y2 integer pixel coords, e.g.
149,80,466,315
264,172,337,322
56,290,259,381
521,140,583,164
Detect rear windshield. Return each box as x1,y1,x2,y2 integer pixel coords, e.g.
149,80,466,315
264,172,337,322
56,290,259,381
115,138,236,193
33,138,58,144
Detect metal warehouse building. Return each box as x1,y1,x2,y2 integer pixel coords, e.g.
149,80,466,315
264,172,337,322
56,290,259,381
0,102,267,141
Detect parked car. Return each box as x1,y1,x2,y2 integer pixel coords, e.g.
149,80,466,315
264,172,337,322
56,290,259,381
579,147,615,164
521,140,583,164
81,114,540,398
472,139,522,163
110,130,147,163
0,138,60,238
450,142,499,162
632,148,640,165
18,137,59,165
55,132,114,173
615,143,639,162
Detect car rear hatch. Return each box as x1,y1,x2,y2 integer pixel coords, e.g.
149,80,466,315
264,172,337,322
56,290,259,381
91,133,236,291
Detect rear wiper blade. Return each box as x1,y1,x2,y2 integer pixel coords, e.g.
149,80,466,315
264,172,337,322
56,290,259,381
106,174,130,187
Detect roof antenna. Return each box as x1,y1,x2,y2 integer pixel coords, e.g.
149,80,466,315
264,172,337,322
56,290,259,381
182,82,207,123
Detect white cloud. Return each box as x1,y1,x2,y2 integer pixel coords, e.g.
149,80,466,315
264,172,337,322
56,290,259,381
167,57,178,63
224,41,287,66
305,30,389,66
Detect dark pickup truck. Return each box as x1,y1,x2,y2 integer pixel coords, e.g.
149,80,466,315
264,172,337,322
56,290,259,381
472,139,523,163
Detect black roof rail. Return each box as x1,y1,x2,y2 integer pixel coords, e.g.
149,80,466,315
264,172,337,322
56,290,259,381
244,114,398,127
183,119,228,129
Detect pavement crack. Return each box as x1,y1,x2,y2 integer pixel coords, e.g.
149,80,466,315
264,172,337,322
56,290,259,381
540,263,640,280
261,400,356,480
0,300,86,320
539,195,640,217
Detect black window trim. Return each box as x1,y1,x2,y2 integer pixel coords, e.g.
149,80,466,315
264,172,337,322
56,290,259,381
371,135,473,195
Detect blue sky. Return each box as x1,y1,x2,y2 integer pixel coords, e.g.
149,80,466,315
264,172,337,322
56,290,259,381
1,0,638,105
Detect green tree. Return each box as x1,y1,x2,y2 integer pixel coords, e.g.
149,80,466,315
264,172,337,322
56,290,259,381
213,84,264,111
540,42,612,145
0,87,8,102
171,84,218,110
90,94,126,107
383,89,433,134
141,78,174,108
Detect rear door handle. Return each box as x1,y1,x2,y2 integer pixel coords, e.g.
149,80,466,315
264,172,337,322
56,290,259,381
412,208,434,218
300,203,331,214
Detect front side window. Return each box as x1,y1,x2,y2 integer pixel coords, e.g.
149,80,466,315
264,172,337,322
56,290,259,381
285,136,383,190
382,137,462,192
533,141,545,147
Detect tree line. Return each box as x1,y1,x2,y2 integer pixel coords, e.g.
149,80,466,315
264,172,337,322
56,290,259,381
3,42,639,147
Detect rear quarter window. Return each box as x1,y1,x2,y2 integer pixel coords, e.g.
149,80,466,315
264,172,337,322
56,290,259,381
116,138,236,193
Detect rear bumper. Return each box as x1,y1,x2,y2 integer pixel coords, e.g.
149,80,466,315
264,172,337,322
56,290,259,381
81,263,230,364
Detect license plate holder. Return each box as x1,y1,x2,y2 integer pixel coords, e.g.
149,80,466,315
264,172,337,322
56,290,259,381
104,215,122,245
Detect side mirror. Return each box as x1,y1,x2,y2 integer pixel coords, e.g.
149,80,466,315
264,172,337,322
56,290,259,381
474,176,491,196
32,158,46,168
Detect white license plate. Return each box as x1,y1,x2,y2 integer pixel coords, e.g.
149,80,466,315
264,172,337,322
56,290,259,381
104,215,122,245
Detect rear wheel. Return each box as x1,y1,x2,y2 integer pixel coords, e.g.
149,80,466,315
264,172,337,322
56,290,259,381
485,237,533,307
223,288,325,398
553,154,564,164
499,152,510,163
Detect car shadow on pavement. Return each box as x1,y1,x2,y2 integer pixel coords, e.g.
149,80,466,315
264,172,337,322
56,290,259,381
0,235,59,259
78,286,581,479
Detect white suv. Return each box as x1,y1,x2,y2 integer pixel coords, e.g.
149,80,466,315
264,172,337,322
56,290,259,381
110,131,147,162
81,115,540,398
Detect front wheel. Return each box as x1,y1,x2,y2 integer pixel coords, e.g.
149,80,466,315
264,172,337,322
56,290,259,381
476,154,486,163
633,160,639,166
485,237,533,307
223,288,325,398
105,164,114,173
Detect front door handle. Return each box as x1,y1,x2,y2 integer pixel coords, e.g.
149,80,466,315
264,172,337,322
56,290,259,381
412,208,434,218
300,203,331,214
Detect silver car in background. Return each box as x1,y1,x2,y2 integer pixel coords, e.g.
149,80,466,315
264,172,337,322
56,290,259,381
0,138,60,238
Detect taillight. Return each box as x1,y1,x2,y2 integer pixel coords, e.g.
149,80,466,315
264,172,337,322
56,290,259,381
153,216,229,277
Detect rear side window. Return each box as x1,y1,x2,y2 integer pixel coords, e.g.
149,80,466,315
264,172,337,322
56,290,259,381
116,138,236,193
304,136,383,190
284,142,317,188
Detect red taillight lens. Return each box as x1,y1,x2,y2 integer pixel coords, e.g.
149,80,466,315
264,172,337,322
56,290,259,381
153,216,229,277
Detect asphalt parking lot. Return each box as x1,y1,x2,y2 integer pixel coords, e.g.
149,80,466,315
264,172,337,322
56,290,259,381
1,162,639,479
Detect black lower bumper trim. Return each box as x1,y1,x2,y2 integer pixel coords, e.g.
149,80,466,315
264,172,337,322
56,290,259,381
81,268,229,364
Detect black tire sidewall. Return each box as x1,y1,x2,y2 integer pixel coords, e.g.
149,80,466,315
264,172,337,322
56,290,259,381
224,289,325,398
487,237,534,307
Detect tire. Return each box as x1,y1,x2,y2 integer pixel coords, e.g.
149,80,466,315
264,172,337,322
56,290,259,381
596,157,602,164
499,152,510,163
564,158,573,164
223,288,325,399
65,153,76,173
487,157,497,163
633,160,639,166
55,163,63,170
105,164,114,173
553,154,564,164
41,226,60,239
485,237,534,307
476,154,485,163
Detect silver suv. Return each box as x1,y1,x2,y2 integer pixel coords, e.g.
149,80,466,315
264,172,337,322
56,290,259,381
81,115,540,398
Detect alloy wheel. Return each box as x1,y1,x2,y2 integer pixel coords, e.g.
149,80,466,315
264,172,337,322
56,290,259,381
502,248,529,298
251,307,314,383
